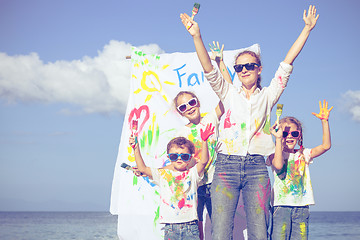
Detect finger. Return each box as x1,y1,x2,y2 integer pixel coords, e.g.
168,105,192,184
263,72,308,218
324,99,328,109
216,41,220,49
328,106,333,112
303,10,307,20
318,100,322,110
312,112,317,117
220,44,224,52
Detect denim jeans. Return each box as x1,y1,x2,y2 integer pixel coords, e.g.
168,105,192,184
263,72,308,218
164,220,200,240
211,153,271,240
271,206,309,240
197,183,212,221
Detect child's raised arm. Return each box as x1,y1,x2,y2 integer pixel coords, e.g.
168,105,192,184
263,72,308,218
268,122,285,170
196,123,215,175
284,5,319,65
129,134,153,178
310,100,332,158
209,41,233,84
180,13,214,73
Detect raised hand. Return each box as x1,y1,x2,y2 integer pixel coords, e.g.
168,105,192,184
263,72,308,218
200,123,215,141
129,134,138,149
209,41,224,62
270,122,283,140
312,100,333,120
180,13,200,37
303,5,319,31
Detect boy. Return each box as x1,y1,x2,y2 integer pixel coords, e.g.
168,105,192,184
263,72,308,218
129,123,214,240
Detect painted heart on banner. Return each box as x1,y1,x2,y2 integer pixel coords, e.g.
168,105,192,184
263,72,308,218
128,105,150,135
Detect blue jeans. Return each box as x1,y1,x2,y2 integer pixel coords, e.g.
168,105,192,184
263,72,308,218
271,206,309,240
164,220,200,240
211,153,271,240
197,183,212,221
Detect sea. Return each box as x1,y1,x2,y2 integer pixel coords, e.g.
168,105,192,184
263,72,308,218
0,211,360,240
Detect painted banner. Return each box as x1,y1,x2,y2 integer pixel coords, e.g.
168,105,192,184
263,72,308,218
110,45,259,240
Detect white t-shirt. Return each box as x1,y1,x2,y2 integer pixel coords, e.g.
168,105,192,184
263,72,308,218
176,110,219,186
205,62,293,156
150,167,201,224
267,148,315,206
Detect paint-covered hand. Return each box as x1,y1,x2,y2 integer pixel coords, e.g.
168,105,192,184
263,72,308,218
200,123,215,141
129,134,138,149
270,122,283,139
180,13,200,37
132,167,145,177
209,41,224,62
312,100,333,120
303,5,319,31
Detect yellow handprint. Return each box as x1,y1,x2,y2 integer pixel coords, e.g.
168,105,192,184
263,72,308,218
312,100,333,120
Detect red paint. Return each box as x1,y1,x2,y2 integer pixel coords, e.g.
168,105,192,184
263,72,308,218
224,109,236,129
128,105,150,134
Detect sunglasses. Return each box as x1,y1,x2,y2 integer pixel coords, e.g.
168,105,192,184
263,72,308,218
168,153,192,162
282,130,300,138
233,63,260,72
177,98,198,114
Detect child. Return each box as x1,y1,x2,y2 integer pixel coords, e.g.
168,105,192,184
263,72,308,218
129,124,214,240
180,5,319,240
267,100,332,240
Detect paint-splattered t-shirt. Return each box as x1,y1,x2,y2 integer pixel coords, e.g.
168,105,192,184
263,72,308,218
267,148,315,206
150,167,201,224
176,110,219,186
205,62,293,156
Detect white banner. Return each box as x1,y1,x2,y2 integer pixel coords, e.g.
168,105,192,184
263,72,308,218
110,45,258,239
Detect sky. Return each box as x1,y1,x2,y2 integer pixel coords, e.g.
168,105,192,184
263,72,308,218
0,0,359,212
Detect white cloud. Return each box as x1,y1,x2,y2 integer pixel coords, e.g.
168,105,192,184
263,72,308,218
342,90,360,122
0,41,165,114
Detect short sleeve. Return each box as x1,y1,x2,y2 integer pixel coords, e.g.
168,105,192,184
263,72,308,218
150,168,160,186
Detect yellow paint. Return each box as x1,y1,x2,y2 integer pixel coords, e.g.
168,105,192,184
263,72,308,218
162,94,168,103
145,95,152,102
144,58,149,65
300,222,307,239
132,74,137,79
162,64,170,70
163,81,176,85
128,155,135,162
140,70,162,92
200,112,208,117
134,88,142,94
281,223,287,238
134,63,139,68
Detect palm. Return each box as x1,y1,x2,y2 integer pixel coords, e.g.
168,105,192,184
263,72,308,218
312,100,333,120
303,5,319,30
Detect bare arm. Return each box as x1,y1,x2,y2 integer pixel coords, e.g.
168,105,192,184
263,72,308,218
196,124,215,175
310,100,332,158
209,41,233,84
284,5,319,65
270,123,285,170
129,135,153,178
180,13,213,73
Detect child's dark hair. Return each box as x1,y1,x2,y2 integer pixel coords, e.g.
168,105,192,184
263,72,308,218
235,50,262,90
173,91,200,115
167,137,195,154
279,116,304,154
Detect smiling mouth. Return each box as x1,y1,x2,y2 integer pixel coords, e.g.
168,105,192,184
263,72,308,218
187,108,196,115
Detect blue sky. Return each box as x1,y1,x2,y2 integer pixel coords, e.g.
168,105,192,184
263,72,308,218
0,0,359,211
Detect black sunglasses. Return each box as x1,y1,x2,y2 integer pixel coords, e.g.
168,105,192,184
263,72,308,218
177,98,198,114
233,63,260,72
168,153,192,162
282,130,300,138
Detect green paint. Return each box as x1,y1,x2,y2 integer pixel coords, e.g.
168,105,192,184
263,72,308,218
148,129,153,145
263,115,271,135
155,125,160,145
241,123,246,131
190,125,198,137
133,175,138,186
140,133,146,148
154,206,160,227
